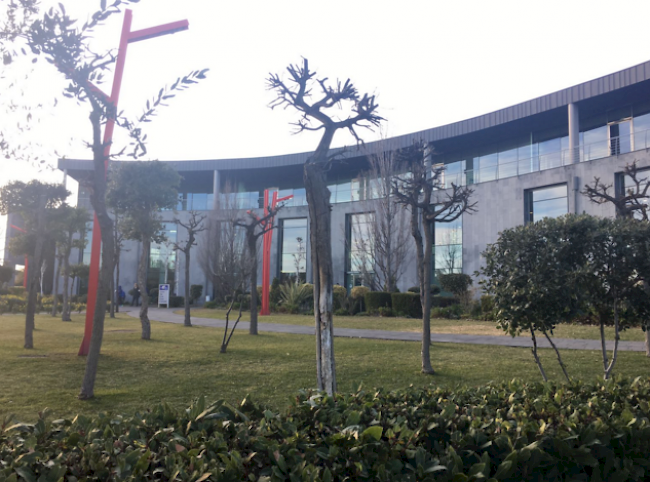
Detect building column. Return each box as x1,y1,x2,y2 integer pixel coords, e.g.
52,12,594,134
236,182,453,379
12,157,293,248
212,170,220,210
568,103,580,164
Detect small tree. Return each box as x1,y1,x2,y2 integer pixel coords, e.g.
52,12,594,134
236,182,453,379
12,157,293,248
268,59,383,395
0,265,14,288
582,162,650,357
0,180,68,348
235,204,283,335
69,264,90,299
393,145,476,374
107,161,180,340
172,211,206,327
438,273,472,304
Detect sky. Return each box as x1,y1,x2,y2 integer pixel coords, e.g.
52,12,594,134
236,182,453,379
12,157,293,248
3,0,650,190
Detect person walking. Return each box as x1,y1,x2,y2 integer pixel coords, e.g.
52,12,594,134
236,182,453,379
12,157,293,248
132,283,141,306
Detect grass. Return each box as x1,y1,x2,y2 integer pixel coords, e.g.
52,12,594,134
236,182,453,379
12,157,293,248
182,308,647,342
1,312,650,423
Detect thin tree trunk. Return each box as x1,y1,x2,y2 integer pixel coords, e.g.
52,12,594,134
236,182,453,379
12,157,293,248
61,255,71,321
51,256,61,316
138,239,151,340
109,262,115,318
604,300,621,380
421,217,435,374
24,196,47,349
529,327,548,382
645,325,650,358
599,320,608,371
305,159,336,394
248,233,258,334
115,248,120,313
184,249,192,327
541,328,570,382
79,107,116,400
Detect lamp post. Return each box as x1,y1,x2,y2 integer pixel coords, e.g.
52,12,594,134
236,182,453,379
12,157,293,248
79,10,189,356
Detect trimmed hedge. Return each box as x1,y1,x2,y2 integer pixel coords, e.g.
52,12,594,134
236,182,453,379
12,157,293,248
2,379,650,481
365,291,392,313
391,292,422,318
432,295,457,308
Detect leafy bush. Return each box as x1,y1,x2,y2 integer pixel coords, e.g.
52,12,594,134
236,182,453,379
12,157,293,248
365,291,392,314
407,285,441,296
190,284,203,303
378,306,394,317
432,304,464,320
204,300,219,309
2,379,650,481
169,295,185,308
279,283,310,314
7,286,25,296
391,292,422,318
350,286,370,314
269,277,282,305
438,273,473,299
431,295,457,308
332,284,347,311
480,294,495,320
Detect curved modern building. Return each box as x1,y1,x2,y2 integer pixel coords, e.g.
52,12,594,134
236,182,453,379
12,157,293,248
57,60,650,300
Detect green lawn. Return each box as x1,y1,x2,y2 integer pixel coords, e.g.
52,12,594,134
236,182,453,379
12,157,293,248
182,308,647,342
2,313,649,423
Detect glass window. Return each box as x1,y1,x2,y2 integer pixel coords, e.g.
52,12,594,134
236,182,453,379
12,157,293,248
444,161,465,188
583,125,608,161
433,214,462,276
336,181,352,203
279,218,307,283
525,184,568,224
538,137,562,170
477,153,498,183
346,213,374,290
634,112,650,151
148,222,178,294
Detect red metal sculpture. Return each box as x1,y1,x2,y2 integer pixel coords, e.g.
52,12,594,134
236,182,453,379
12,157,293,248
79,10,189,356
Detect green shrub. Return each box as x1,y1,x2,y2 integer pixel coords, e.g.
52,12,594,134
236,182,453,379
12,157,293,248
365,291,392,313
438,272,473,299
279,283,310,313
378,306,394,317
332,284,347,310
189,284,203,303
431,295,457,308
350,286,370,313
269,277,282,305
204,299,219,309
432,304,464,319
169,295,185,308
391,292,422,318
2,379,650,481
7,286,25,296
480,294,495,320
407,285,441,295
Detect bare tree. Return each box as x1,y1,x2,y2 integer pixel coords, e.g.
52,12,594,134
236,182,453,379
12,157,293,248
199,189,249,304
582,161,650,356
393,144,476,374
172,211,206,327
235,204,283,335
268,59,382,395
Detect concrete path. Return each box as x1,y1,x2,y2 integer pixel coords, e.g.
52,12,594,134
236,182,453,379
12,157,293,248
127,307,648,353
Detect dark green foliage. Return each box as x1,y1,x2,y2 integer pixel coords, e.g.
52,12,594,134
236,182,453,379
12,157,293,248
432,304,464,320
0,265,13,286
203,300,219,309
7,287,25,296
2,379,650,481
407,285,441,296
378,306,394,317
480,295,495,320
391,292,422,318
332,284,347,311
365,291,392,314
190,284,203,304
431,295,457,308
438,273,473,299
169,296,185,308
269,277,282,305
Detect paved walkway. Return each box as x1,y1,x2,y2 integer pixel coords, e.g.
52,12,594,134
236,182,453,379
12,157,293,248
127,307,648,353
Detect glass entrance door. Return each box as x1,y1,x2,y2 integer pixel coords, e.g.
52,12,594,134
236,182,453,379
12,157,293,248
609,119,632,155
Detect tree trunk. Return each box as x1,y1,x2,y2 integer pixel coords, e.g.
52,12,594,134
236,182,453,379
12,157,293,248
248,232,258,335
51,255,61,316
183,248,192,327
542,328,570,382
115,248,120,313
61,245,72,321
24,195,47,349
79,107,116,400
305,160,336,395
645,325,650,358
138,239,151,340
604,300,621,380
109,262,115,318
420,217,435,374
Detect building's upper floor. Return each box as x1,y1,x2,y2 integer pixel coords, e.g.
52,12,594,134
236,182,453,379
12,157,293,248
60,60,650,210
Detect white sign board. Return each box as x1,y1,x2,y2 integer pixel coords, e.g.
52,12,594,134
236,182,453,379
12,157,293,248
158,284,170,307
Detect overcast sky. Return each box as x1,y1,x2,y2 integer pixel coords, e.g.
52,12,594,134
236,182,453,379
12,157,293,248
3,0,650,188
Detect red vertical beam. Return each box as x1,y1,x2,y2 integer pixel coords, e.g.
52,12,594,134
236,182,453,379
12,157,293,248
79,10,133,356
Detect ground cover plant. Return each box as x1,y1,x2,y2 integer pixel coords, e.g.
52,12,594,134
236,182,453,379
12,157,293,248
2,378,650,481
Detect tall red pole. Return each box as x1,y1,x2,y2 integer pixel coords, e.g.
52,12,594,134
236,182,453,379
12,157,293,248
78,11,189,356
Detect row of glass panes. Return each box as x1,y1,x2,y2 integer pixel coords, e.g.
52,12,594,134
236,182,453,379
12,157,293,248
441,121,650,189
